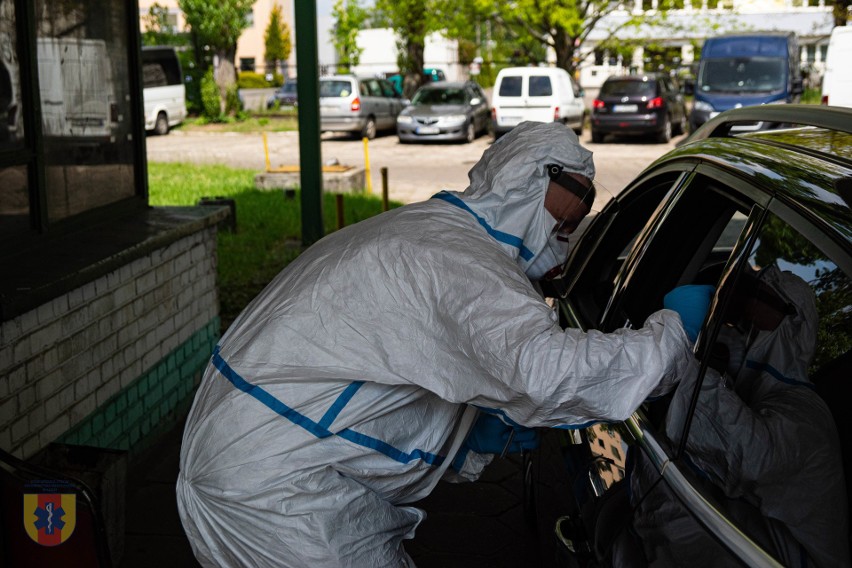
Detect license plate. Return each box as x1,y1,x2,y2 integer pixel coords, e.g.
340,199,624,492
501,116,521,126
613,104,638,113
417,126,440,135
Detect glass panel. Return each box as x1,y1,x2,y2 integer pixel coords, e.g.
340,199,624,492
0,165,29,239
528,75,553,97
0,0,25,150
37,0,137,222
498,75,522,97
665,212,849,565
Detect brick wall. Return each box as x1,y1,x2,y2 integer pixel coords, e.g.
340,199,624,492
0,227,220,459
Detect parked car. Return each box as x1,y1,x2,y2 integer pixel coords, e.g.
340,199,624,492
267,80,297,109
319,75,407,139
490,66,586,138
142,46,187,135
396,81,489,144
528,105,852,566
590,73,687,143
821,26,852,108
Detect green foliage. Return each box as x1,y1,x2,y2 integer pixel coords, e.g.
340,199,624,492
147,162,401,329
200,69,222,121
801,88,822,105
331,0,368,71
142,2,189,46
238,72,269,89
225,84,242,116
264,2,292,73
177,0,254,51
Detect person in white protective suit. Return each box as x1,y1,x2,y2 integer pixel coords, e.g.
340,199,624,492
176,121,701,567
624,265,850,567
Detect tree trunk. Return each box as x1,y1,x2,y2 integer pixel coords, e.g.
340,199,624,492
553,28,576,75
214,46,237,112
403,40,425,99
834,1,849,27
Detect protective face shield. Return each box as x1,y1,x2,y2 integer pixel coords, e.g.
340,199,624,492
525,164,611,282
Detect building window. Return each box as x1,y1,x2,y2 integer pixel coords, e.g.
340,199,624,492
240,57,256,72
0,0,145,245
246,9,254,28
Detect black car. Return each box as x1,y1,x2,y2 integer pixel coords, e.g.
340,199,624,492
529,105,852,566
396,81,490,144
590,73,688,143
267,80,297,109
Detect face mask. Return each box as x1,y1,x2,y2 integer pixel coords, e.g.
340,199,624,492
525,219,571,280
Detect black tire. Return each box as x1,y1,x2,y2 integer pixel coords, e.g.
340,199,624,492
591,128,604,143
465,122,476,144
154,112,169,135
657,115,672,143
361,117,377,140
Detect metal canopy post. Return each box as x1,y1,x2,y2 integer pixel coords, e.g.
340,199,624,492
294,0,323,245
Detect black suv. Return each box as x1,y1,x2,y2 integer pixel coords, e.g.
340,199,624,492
591,73,688,143
530,105,852,566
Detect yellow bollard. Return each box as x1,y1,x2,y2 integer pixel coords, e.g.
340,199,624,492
362,137,373,194
262,132,272,172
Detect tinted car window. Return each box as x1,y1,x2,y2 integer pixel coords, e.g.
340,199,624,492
499,76,522,97
529,76,553,97
363,79,383,97
379,79,396,98
320,80,354,97
600,79,656,97
411,87,467,105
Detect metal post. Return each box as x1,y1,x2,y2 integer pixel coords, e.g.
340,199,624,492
294,0,323,245
336,194,345,230
381,167,389,212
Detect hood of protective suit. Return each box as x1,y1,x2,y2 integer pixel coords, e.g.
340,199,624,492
443,121,595,275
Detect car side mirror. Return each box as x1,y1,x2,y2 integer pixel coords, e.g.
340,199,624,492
470,97,482,106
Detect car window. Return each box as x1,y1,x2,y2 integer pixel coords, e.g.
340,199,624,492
498,76,522,97
600,79,656,98
411,87,467,105
564,171,685,328
528,75,553,97
363,79,383,97
320,80,353,98
570,77,582,98
379,80,396,98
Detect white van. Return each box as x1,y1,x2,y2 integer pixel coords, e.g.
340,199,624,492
490,66,586,138
821,27,852,108
142,46,186,135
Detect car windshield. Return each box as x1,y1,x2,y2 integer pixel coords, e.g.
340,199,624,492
699,57,786,93
319,80,354,98
411,87,468,105
600,79,656,97
281,82,296,94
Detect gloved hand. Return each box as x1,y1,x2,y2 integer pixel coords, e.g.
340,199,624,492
664,284,715,343
464,412,540,456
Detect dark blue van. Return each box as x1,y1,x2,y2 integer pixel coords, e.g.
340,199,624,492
689,33,803,131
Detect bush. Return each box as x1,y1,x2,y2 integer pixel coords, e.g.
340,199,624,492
225,83,242,116
238,71,268,89
200,69,222,121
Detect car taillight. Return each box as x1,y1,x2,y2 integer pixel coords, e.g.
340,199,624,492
822,95,828,105
350,97,361,111
592,99,605,109
491,108,496,120
553,106,560,121
646,97,664,109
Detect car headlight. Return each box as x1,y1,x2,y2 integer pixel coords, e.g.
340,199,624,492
397,115,414,124
693,101,714,113
443,115,467,123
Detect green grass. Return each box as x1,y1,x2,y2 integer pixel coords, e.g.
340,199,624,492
174,113,299,133
147,161,401,329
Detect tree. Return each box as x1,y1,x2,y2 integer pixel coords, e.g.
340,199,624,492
374,0,444,98
178,0,254,112
830,0,850,26
331,0,368,74
142,3,185,46
264,3,291,78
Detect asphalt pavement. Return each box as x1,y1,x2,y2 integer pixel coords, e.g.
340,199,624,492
145,125,686,206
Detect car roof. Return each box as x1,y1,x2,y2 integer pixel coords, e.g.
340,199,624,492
603,73,665,83
645,105,852,245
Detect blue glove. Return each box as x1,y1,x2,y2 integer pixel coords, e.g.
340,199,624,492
664,284,715,343
464,413,540,456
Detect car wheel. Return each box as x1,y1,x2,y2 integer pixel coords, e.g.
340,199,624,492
465,122,476,144
154,112,169,135
591,128,604,143
361,117,377,140
657,115,672,143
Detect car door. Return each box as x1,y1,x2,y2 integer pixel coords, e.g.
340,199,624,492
467,84,488,131
379,78,404,123
361,78,390,128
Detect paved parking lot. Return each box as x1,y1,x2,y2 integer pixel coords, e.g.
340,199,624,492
146,126,688,205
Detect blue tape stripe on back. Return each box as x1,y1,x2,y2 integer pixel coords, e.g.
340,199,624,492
745,360,815,390
319,381,365,429
211,348,443,465
432,191,535,261
212,347,332,439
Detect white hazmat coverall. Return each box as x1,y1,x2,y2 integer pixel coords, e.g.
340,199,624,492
176,121,695,567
